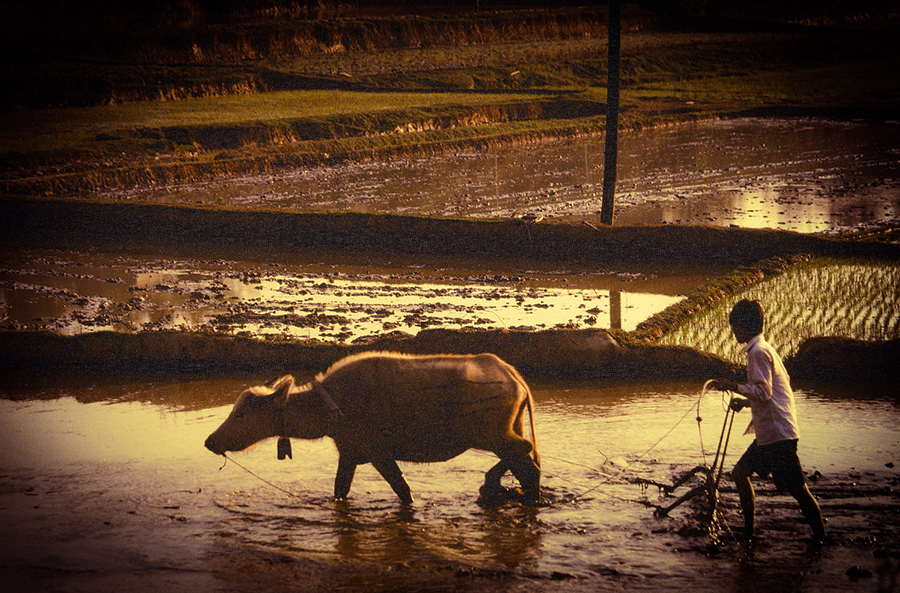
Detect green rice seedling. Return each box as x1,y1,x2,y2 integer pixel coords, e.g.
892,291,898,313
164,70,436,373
660,258,900,363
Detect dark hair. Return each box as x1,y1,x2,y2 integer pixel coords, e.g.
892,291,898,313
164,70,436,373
729,299,764,335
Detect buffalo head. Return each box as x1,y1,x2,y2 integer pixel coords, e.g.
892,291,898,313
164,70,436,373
204,375,294,455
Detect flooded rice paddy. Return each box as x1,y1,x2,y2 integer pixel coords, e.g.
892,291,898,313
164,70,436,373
5,116,896,343
1,378,898,592
104,118,900,234
2,117,899,591
3,117,899,343
0,249,689,339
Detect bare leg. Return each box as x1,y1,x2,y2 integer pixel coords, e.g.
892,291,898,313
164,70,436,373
370,457,413,505
789,483,827,540
732,462,756,537
334,456,357,500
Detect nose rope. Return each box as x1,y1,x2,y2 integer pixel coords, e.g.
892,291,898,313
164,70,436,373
217,381,343,500
220,452,299,498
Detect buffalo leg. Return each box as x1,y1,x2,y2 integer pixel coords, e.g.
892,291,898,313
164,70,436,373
370,457,413,505
334,456,358,500
507,455,541,502
480,459,509,500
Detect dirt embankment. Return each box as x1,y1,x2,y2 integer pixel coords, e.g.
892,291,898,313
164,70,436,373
2,312,897,384
2,198,898,383
9,198,898,266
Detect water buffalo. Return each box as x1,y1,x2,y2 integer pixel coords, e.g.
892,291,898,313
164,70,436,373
204,351,541,504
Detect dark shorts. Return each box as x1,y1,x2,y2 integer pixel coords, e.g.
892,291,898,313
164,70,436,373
736,439,805,491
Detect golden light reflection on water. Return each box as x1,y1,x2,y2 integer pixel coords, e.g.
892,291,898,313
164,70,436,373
0,377,896,586
214,276,682,339
715,186,837,233
1,253,685,339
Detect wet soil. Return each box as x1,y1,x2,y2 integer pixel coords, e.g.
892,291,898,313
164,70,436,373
1,379,897,593
95,118,900,234
1,117,899,592
0,247,687,340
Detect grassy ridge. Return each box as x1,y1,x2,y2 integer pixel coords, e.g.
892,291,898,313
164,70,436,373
0,91,559,154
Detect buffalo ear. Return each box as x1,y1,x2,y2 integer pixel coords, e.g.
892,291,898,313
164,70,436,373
238,375,294,416
272,375,295,406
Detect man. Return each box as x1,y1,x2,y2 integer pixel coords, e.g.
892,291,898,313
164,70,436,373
712,299,826,542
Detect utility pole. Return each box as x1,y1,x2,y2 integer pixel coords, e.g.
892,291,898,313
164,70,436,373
600,0,620,225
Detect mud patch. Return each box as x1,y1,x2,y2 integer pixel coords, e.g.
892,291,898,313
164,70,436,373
89,118,900,234
0,250,685,342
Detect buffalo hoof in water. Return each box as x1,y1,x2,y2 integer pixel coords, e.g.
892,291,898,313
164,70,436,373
477,485,543,507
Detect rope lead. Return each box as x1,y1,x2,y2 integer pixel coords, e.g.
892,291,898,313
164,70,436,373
221,453,299,498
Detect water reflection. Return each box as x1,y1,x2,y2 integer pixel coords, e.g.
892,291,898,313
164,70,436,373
0,377,897,588
1,251,684,339
103,118,900,233
476,506,543,568
325,503,544,570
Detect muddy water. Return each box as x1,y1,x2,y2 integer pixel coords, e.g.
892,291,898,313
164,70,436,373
104,118,900,234
0,248,690,339
1,378,897,592
3,119,898,591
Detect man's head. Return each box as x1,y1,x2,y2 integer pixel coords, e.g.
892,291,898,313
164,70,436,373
729,299,764,343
